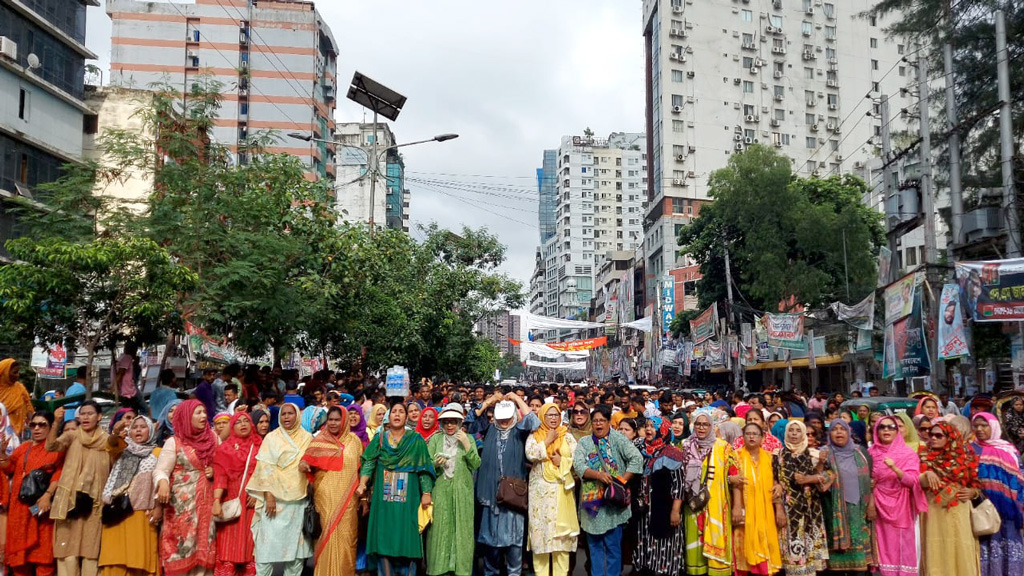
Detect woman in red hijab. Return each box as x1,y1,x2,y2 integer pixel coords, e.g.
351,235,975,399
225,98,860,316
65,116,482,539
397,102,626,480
213,413,262,576
154,399,219,576
415,407,440,441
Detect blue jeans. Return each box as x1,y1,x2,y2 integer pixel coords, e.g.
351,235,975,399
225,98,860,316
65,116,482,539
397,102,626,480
377,557,417,576
483,544,523,576
587,526,623,576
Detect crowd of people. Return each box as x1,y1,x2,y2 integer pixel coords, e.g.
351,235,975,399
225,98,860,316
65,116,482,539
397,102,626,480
0,355,1023,576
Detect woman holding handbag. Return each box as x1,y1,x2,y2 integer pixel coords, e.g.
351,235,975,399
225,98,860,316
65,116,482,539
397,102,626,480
299,406,363,576
98,415,161,576
918,421,981,576
2,410,63,576
970,412,1024,576
212,412,261,576
245,403,313,576
682,411,740,576
572,404,643,576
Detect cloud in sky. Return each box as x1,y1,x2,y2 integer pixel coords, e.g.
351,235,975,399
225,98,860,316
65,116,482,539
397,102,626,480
86,0,644,288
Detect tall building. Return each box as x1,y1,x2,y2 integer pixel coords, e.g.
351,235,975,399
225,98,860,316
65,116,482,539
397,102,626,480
0,0,97,256
533,132,646,332
108,0,338,182
537,149,557,243
475,310,521,357
642,0,914,293
335,122,409,231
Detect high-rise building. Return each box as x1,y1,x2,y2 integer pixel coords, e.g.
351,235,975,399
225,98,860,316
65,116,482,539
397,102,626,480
475,310,521,357
0,0,97,256
537,149,557,243
108,0,338,182
642,0,914,295
533,132,646,330
334,122,408,231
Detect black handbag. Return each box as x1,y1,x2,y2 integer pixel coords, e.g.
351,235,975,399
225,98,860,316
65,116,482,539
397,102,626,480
686,457,713,512
604,476,631,508
101,493,133,526
66,492,95,519
302,485,321,541
17,445,52,505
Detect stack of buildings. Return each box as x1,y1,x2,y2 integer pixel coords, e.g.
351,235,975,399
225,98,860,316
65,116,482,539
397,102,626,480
474,310,521,357
334,121,409,231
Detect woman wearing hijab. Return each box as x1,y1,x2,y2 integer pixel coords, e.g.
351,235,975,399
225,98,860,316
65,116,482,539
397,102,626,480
154,399,218,576
98,415,161,576
916,396,941,420
406,402,422,431
346,405,369,447
155,399,183,444
472,393,539,576
300,406,363,576
894,412,920,452
366,403,387,441
971,412,1024,576
416,406,440,441
357,401,435,576
568,399,592,441
573,404,644,576
2,410,62,576
1002,397,1024,456
633,412,685,576
0,359,32,436
250,408,271,439
300,405,326,435
770,418,790,445
246,403,314,576
819,419,875,573
682,411,738,576
48,401,111,576
427,403,481,576
213,413,232,441
212,413,261,576
918,420,981,576
731,422,783,576
869,416,928,576
107,408,136,436
525,402,577,576
717,420,742,446
803,411,827,448
774,421,829,575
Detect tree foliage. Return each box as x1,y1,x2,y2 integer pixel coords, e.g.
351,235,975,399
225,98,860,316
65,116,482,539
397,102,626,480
678,145,884,313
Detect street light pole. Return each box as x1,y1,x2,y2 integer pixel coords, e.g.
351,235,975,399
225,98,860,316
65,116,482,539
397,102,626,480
369,109,379,233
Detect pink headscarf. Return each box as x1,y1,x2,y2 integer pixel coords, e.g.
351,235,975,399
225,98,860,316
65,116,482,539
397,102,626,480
973,411,1021,466
868,416,927,528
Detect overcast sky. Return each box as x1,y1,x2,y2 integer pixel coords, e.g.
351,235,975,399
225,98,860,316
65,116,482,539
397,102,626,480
86,0,645,287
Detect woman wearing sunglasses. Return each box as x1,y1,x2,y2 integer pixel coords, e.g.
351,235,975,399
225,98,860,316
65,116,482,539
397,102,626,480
918,421,981,576
868,416,928,576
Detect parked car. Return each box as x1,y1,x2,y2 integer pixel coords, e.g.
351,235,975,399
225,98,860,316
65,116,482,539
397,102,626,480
840,396,919,417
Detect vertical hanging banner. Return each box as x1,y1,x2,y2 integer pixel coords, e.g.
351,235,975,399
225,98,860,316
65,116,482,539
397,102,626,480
937,283,970,359
689,304,718,344
877,246,893,288
763,313,805,343
884,271,921,324
661,275,675,338
955,258,1024,321
882,323,901,380
892,293,931,377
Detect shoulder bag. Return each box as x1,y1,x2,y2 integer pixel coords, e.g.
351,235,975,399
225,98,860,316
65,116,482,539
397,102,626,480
216,445,253,523
495,432,529,513
17,445,53,505
686,456,713,512
302,484,322,541
971,494,1002,536
101,457,143,526
598,438,630,508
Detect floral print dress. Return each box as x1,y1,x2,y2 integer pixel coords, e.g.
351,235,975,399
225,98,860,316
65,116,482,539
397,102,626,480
774,448,829,576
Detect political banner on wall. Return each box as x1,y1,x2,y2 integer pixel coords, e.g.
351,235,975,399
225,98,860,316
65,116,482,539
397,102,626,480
892,293,931,378
937,283,970,360
884,271,921,324
955,258,1024,322
764,313,804,343
877,246,892,288
690,304,718,344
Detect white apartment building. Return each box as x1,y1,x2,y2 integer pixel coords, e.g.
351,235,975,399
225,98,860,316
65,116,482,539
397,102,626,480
335,122,408,231
535,132,646,329
642,0,916,293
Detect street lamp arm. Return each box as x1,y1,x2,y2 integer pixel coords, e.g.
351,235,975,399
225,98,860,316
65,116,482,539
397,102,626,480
287,132,458,149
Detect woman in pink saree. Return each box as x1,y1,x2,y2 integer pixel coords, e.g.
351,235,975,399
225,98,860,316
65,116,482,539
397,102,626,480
868,415,928,576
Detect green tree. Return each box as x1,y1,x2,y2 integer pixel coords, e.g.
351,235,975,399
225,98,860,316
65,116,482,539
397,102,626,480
0,236,196,394
678,145,883,312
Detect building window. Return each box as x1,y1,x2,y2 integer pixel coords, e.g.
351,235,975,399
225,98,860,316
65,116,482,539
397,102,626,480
743,81,754,93
871,59,879,70
898,44,905,54
744,104,756,116
775,85,785,98
741,9,753,22
870,38,878,48
18,89,28,120
899,66,906,76
825,26,836,39
872,81,880,92
743,56,754,68
672,120,685,132
870,15,877,26
770,15,783,28
240,102,248,115
802,21,812,35
672,94,684,107
806,137,817,149
742,33,754,45
671,69,684,82
775,108,785,120
826,47,837,61
805,113,816,125
823,3,835,18
804,67,815,79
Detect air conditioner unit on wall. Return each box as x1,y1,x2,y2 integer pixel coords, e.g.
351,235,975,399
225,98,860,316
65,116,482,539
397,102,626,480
0,37,15,61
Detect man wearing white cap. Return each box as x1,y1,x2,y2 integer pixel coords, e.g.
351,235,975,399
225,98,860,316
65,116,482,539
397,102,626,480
470,392,539,576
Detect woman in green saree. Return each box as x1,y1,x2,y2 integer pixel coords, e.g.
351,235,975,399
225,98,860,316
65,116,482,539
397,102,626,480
357,401,435,576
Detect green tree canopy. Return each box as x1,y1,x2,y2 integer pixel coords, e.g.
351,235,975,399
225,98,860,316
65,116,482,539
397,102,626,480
678,145,884,313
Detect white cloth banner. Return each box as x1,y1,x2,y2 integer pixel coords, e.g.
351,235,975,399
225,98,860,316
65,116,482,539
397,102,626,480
515,312,608,360
526,359,588,370
519,341,591,359
621,317,653,333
